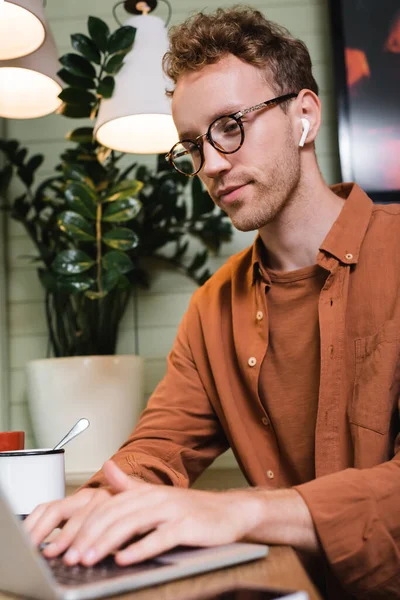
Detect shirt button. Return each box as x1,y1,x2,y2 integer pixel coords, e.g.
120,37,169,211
345,253,353,260
261,417,269,426
266,470,274,479
256,311,263,321
248,357,257,367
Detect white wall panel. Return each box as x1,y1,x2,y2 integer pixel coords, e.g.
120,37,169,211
3,0,339,481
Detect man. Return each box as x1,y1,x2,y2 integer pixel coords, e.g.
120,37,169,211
25,7,400,599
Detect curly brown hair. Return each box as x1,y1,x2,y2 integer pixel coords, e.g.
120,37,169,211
163,5,319,100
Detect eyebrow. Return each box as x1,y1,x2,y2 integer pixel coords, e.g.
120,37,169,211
178,103,245,140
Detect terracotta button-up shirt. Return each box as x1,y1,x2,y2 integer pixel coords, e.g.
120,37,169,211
86,184,400,599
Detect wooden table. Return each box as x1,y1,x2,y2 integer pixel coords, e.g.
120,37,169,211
0,546,322,600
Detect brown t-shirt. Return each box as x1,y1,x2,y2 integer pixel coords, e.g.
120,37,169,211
259,265,327,486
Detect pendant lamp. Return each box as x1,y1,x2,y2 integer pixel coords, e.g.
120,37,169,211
94,0,177,154
0,21,62,119
0,0,46,60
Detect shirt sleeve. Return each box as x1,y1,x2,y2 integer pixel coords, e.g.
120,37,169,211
294,439,400,598
83,300,229,490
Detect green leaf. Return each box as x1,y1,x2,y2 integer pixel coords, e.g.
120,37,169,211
66,127,94,144
196,268,212,286
105,180,144,202
173,240,189,260
63,165,95,189
4,139,19,158
58,272,95,293
173,203,186,222
57,69,96,90
88,16,110,53
57,210,96,241
52,249,95,275
103,228,139,251
59,53,97,78
15,148,27,165
56,103,93,118
26,154,44,173
85,269,119,299
134,165,150,183
102,198,141,222
65,181,98,220
104,53,125,74
0,163,13,195
71,33,101,64
116,161,138,183
58,88,97,105
107,26,136,54
102,250,133,274
116,274,131,290
102,268,120,291
188,249,208,274
38,268,59,292
97,76,115,99
192,177,214,218
17,165,35,188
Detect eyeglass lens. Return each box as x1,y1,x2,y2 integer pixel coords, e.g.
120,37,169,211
170,115,242,175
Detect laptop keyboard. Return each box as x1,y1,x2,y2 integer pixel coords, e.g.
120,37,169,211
45,554,163,586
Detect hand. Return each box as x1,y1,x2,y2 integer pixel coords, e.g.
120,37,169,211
53,461,263,567
24,487,111,550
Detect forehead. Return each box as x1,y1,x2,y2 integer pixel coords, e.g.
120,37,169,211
172,54,274,135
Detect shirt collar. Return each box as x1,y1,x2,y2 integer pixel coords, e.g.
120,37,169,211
251,183,373,283
251,235,271,285
319,183,373,265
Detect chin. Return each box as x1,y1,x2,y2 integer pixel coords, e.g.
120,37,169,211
229,206,277,231
229,215,268,232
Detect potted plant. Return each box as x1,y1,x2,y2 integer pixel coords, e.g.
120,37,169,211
0,16,232,477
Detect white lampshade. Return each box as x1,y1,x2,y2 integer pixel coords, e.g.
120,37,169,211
0,0,46,60
94,14,177,154
0,25,62,119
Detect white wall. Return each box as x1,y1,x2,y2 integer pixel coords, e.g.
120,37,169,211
3,0,339,482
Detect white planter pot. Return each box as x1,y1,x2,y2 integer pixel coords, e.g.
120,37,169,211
26,355,144,481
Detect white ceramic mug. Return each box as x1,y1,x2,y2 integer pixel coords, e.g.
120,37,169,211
0,448,65,516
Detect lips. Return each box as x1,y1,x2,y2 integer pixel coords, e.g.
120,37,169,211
216,184,244,198
215,183,248,203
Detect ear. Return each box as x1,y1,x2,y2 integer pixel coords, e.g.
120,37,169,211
292,89,321,147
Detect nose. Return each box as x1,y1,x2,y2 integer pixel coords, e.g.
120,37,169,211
202,139,232,178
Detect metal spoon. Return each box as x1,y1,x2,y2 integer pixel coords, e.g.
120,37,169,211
53,418,90,451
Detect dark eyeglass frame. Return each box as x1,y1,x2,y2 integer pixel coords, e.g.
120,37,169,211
165,92,298,176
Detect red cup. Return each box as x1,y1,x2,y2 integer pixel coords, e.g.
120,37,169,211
0,431,25,452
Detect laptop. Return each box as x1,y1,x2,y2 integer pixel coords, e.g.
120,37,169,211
0,485,269,600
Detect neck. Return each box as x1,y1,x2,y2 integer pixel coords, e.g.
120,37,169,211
258,161,345,272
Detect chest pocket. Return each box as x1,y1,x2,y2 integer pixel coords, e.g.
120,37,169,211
351,320,400,434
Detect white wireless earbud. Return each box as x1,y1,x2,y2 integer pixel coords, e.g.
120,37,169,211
299,118,310,147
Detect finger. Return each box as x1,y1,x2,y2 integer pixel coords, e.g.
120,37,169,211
63,491,167,565
102,460,150,493
116,523,180,565
77,509,166,566
24,502,51,534
24,492,94,547
43,490,110,558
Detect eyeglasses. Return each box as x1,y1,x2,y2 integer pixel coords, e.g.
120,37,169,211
165,92,298,177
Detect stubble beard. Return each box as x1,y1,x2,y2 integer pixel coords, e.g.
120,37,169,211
224,153,301,232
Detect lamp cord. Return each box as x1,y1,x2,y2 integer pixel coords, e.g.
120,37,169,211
112,0,172,27
159,0,172,27
112,1,126,27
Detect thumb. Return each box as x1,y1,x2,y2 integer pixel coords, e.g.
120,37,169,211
102,460,135,492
